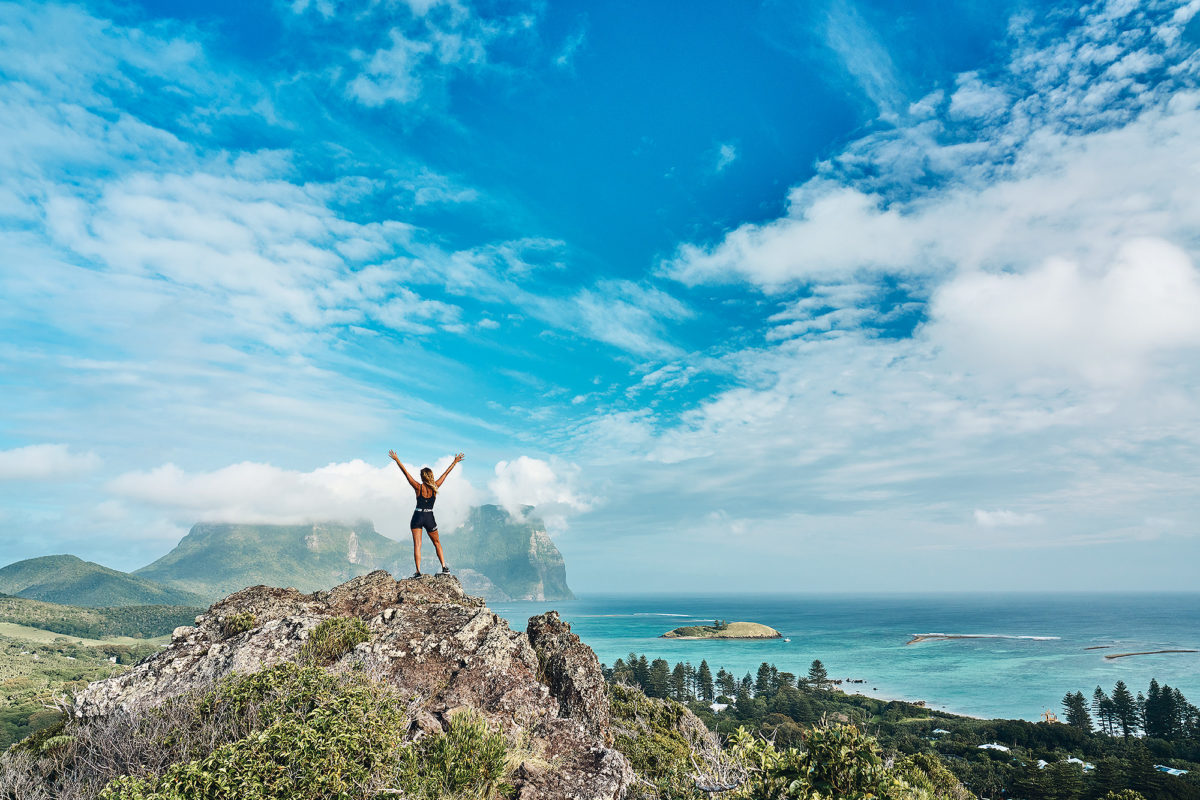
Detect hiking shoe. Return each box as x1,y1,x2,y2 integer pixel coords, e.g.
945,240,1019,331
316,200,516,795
441,566,452,575
409,571,422,579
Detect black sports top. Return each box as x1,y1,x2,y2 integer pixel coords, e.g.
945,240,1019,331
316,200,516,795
415,486,436,511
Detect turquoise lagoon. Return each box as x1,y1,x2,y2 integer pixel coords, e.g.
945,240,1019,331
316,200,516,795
490,593,1200,721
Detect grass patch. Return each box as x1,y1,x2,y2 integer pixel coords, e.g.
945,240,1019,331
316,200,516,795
219,612,255,639
397,710,514,800
299,616,370,664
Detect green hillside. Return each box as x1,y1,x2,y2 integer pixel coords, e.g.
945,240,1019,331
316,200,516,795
134,520,410,601
0,555,205,607
0,595,200,640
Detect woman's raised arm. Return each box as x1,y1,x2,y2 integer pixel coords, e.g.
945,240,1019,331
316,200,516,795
389,450,420,490
436,453,465,487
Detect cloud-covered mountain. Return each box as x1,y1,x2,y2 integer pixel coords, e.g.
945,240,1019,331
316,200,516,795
133,505,572,603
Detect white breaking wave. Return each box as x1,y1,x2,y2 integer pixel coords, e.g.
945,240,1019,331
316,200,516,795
911,633,1060,641
578,618,700,623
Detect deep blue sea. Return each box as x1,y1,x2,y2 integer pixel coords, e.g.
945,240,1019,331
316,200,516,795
490,593,1200,721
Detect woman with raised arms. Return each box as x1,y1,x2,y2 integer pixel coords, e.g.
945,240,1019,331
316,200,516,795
388,449,464,578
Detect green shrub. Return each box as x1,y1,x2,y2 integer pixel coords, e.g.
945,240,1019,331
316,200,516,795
609,682,701,800
728,721,945,800
894,752,973,800
10,716,68,756
299,616,370,664
14,660,519,800
98,663,409,800
220,612,256,638
397,710,514,800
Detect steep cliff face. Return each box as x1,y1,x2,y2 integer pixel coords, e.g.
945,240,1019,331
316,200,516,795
134,521,404,601
436,505,574,601
48,571,632,799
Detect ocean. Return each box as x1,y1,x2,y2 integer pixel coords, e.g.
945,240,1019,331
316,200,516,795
490,592,1200,721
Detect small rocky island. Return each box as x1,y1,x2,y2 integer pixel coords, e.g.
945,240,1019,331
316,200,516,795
661,620,782,639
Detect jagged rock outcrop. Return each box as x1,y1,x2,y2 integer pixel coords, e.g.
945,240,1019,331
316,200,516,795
527,610,611,743
71,570,632,800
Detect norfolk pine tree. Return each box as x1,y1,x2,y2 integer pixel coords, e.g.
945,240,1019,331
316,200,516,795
697,660,714,701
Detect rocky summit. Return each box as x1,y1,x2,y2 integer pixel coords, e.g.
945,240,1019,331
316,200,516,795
70,570,634,800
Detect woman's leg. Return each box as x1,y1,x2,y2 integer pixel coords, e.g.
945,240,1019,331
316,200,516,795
411,528,423,572
427,529,447,569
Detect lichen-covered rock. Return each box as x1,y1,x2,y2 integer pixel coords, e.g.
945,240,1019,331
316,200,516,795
70,570,631,800
527,610,612,743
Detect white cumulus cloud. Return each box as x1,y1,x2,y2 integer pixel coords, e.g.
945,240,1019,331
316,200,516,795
926,238,1200,385
488,456,593,534
0,444,101,480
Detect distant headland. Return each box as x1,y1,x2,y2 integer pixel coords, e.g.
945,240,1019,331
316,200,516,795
661,620,782,640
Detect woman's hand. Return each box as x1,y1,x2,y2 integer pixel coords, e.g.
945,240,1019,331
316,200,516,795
436,453,465,487
389,450,401,463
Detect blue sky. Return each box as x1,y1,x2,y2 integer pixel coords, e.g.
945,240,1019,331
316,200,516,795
2,0,1200,592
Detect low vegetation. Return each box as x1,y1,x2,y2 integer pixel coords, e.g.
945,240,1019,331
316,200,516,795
299,616,370,664
0,635,160,752
662,621,780,639
608,682,701,799
0,597,201,641
1,662,516,800
218,612,256,639
396,710,513,800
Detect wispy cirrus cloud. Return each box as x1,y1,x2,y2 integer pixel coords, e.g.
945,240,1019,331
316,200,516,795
820,0,906,116
974,509,1044,528
288,0,540,108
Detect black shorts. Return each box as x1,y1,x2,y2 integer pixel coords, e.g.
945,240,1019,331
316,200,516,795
410,510,437,533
